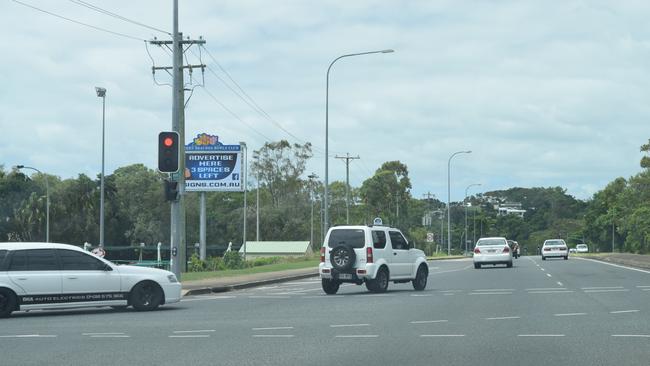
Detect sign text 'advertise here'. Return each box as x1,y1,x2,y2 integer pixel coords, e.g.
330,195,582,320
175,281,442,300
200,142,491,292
184,133,243,192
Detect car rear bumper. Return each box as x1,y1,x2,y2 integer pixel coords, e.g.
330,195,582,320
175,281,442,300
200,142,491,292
319,263,379,281
473,253,512,264
542,251,568,257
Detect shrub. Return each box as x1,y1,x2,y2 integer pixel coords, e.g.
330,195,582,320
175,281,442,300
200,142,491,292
223,251,245,269
188,254,205,272
206,256,226,271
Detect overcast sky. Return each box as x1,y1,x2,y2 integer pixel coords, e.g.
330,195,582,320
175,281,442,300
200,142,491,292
2,0,649,203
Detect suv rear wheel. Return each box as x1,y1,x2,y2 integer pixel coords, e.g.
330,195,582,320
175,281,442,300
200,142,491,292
330,245,356,271
322,279,340,295
412,264,428,291
366,267,389,293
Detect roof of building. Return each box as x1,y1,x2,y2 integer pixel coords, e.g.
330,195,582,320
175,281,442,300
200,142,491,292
238,241,312,254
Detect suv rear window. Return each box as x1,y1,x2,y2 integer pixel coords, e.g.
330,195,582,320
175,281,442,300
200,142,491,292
328,229,365,248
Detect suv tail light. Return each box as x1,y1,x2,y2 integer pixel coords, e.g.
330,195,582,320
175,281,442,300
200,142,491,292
366,247,373,263
320,247,325,263
502,246,510,253
474,247,481,254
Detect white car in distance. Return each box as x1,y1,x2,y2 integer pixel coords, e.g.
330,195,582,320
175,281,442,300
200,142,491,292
473,237,513,269
542,239,569,260
576,244,589,253
0,242,182,318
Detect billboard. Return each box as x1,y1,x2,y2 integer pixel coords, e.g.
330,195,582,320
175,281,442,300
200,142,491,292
184,133,243,192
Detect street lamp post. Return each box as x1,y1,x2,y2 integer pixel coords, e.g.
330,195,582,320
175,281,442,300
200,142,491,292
447,150,471,255
95,86,107,248
324,49,394,233
464,183,481,255
15,165,50,242
240,142,247,261
308,173,319,249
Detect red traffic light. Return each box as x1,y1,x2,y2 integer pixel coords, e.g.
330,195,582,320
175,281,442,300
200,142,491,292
163,137,174,147
158,131,180,173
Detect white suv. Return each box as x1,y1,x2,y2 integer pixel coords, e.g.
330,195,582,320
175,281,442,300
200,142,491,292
0,242,182,318
319,220,428,294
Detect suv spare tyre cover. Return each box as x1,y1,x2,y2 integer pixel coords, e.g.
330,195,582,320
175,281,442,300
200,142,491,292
330,245,356,271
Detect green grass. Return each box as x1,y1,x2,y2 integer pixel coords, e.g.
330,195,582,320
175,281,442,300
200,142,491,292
182,259,320,282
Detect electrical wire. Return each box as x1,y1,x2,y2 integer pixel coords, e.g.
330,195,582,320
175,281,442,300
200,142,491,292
68,0,171,35
11,0,144,41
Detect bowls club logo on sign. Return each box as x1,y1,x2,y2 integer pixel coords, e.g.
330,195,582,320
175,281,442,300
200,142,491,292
184,133,243,192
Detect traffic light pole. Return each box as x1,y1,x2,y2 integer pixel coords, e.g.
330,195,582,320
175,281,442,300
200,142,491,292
149,1,205,280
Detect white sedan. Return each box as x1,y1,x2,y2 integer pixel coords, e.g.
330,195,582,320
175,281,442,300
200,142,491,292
0,242,182,318
473,237,513,269
542,239,569,260
576,244,589,253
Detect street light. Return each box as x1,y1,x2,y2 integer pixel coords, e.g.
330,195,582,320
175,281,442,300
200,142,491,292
464,183,481,255
15,165,50,242
308,173,319,249
447,150,471,255
240,141,248,261
95,86,107,248
324,49,394,233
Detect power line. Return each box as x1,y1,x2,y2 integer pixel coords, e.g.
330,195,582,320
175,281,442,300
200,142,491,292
68,0,170,35
11,0,144,41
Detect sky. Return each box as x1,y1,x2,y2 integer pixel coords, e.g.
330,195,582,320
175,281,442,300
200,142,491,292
2,0,650,203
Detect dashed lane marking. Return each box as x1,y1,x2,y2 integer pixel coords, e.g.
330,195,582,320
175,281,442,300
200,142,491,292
410,320,448,324
581,286,624,290
0,334,57,338
330,324,369,328
554,313,587,317
611,334,650,338
526,288,567,291
485,316,520,320
420,334,465,337
252,327,294,331
528,290,574,294
469,292,513,295
546,274,552,278
518,334,565,337
610,310,640,314
172,330,216,334
169,335,210,338
335,335,378,338
584,289,629,293
253,335,295,338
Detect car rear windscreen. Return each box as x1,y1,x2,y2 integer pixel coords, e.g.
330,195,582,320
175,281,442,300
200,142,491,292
545,240,564,246
477,239,506,246
328,229,365,248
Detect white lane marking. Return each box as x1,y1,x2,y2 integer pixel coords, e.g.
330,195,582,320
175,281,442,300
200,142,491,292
182,296,236,302
82,333,125,336
541,268,545,271
554,313,587,317
420,334,465,337
526,288,567,291
410,294,432,297
330,324,369,328
610,310,640,314
611,334,650,338
469,292,512,295
0,334,57,338
636,286,650,288
252,327,294,331
574,257,650,274
546,273,552,278
335,335,378,338
443,293,455,296
253,335,295,338
485,316,520,320
518,334,565,337
584,289,629,293
248,296,291,299
581,286,625,290
169,335,210,338
440,290,463,293
410,320,448,324
472,289,515,292
90,335,130,338
557,282,564,287
528,290,574,294
172,330,216,334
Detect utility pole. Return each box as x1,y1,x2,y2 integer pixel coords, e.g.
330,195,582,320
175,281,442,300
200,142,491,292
149,0,205,279
335,153,360,224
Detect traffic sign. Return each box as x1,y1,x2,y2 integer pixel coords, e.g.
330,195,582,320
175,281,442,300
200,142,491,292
426,233,434,243
91,247,106,258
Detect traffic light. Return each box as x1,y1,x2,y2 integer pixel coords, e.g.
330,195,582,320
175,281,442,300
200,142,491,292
164,180,179,201
158,131,179,173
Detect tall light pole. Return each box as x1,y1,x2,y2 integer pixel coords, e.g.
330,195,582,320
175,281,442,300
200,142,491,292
464,183,481,255
240,142,247,260
447,150,471,255
324,49,394,232
308,173,319,249
15,165,49,242
95,86,107,248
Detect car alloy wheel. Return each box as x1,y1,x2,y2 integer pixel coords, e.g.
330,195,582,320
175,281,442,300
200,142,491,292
130,281,163,311
413,265,428,291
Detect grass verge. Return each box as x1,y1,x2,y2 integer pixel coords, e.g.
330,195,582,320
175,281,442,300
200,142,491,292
182,259,320,282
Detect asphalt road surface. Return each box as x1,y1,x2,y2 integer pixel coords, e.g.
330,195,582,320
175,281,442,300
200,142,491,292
2,256,650,366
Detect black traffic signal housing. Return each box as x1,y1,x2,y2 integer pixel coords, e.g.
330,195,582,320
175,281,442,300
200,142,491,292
158,131,180,173
164,180,179,201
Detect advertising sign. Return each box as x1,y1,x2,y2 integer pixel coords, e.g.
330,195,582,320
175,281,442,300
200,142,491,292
184,133,243,192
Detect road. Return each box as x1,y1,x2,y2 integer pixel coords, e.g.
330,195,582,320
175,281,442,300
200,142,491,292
1,256,650,366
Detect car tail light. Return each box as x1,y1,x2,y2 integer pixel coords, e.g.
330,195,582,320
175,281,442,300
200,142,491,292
366,247,373,263
544,247,551,251
320,247,325,263
474,247,481,254
357,269,367,275
322,268,331,273
502,246,510,253
560,247,567,251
